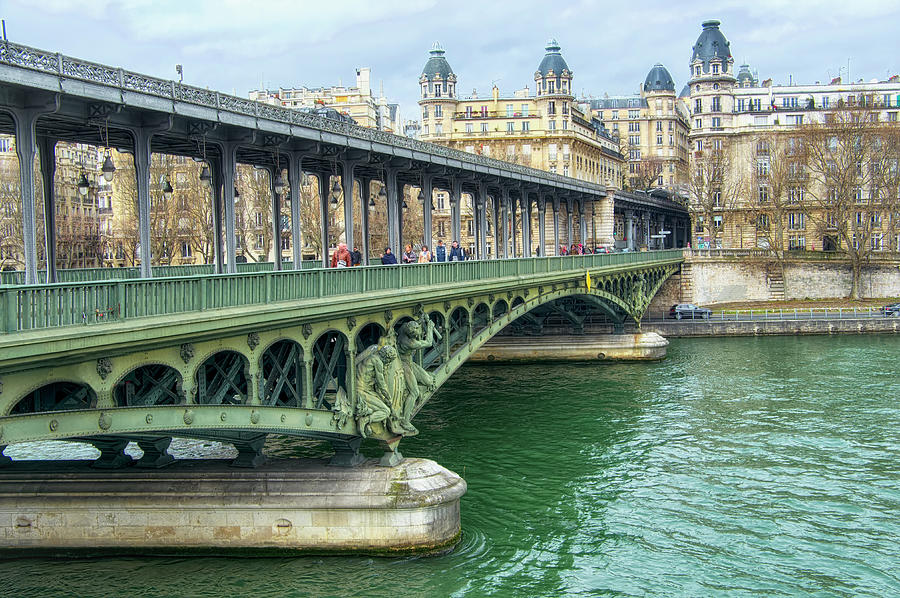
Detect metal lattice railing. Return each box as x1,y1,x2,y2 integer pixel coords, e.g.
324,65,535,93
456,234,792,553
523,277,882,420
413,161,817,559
0,251,684,333
0,40,602,193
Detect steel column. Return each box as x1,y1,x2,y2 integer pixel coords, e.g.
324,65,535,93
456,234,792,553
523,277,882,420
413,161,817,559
318,171,330,268
422,173,433,253
538,198,547,257
287,154,303,268
385,167,400,255
341,160,357,249
217,141,240,274
492,192,501,259
450,177,462,245
209,160,225,273
501,188,510,259
566,200,574,248
37,135,57,283
10,99,58,285
359,176,371,265
552,198,560,255
579,200,588,246
133,128,154,278
521,190,532,258
268,166,282,270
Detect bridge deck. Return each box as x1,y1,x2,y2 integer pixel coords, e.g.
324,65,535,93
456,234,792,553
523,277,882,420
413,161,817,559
0,251,683,336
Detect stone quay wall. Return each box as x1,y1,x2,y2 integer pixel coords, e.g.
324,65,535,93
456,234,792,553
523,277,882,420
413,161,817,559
649,254,900,310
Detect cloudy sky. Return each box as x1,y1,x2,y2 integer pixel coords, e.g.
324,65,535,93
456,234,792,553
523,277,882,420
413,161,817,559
4,0,899,123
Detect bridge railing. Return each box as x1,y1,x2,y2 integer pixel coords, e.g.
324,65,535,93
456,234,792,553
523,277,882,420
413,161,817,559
0,250,684,333
0,260,324,286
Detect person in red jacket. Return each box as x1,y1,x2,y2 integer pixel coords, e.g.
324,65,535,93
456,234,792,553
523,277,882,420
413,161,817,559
331,242,352,268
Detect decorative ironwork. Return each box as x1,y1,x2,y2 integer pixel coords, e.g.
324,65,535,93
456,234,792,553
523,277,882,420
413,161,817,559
247,332,260,351
302,323,312,339
346,316,356,330
384,310,393,324
98,412,111,431
180,343,195,364
96,358,113,380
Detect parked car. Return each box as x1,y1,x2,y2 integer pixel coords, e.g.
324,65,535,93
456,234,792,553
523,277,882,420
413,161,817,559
882,302,900,317
669,303,712,320
594,245,612,254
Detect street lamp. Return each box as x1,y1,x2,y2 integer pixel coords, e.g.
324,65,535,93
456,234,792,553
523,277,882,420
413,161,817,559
417,188,426,202
162,179,174,201
199,164,212,187
77,174,90,197
273,171,285,195
368,193,376,208
101,154,116,182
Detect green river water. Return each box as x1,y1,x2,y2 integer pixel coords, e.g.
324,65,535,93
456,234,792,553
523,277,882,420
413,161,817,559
1,335,898,597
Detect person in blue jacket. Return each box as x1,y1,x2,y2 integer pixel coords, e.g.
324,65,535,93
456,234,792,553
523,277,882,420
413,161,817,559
448,240,466,262
435,240,447,262
381,247,398,265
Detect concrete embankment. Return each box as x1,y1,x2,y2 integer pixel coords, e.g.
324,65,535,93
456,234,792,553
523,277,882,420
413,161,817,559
470,333,668,362
0,457,465,556
635,318,900,337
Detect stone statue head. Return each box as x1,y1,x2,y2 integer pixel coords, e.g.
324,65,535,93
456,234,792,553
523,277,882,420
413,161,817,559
378,345,397,362
400,320,422,339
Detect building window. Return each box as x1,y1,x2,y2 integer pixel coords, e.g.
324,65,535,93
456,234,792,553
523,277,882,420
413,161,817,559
713,215,723,229
549,143,557,160
872,233,884,251
563,165,569,177
695,118,702,129
562,120,568,130
788,212,805,230
507,122,515,133
711,117,721,128
465,123,473,133
481,106,488,117
789,235,805,250
629,135,640,145
548,101,556,115
434,105,443,117
481,122,489,133
758,185,769,203
711,97,721,112
423,125,429,135
465,106,472,118
521,104,529,117
757,214,769,229
657,135,663,145
435,123,443,135
549,120,556,131
522,121,530,132
694,99,702,114
712,63,719,75
181,242,192,258
422,107,429,119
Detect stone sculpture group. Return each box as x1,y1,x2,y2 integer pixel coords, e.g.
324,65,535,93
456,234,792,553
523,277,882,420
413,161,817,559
336,313,439,438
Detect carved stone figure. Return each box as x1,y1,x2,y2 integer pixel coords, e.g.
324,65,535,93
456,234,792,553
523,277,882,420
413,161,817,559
396,317,438,412
351,344,418,437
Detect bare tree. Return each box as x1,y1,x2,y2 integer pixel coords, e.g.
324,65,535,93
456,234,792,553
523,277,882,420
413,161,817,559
688,139,744,247
628,155,666,191
745,133,805,285
799,107,900,298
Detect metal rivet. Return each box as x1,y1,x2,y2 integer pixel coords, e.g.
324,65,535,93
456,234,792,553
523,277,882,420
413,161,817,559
183,410,194,425
250,411,260,424
49,419,58,432
98,413,111,431
220,412,227,422
145,414,153,424
280,414,286,423
305,414,313,426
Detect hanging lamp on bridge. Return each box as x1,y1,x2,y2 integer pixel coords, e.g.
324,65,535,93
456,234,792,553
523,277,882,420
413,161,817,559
101,154,116,182
77,174,90,197
199,165,212,187
273,172,285,195
162,178,174,201
368,193,376,208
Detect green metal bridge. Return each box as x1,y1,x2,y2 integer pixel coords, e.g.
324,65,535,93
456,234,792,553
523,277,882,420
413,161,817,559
0,251,682,467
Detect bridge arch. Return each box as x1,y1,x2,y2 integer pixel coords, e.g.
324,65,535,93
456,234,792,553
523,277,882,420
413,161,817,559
113,363,184,407
7,381,97,415
195,350,250,406
259,339,305,407
311,330,349,410
472,303,490,334
355,322,385,353
492,299,509,319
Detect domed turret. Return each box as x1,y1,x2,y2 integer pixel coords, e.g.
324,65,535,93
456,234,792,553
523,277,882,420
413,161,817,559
737,64,757,87
644,63,675,92
420,42,457,99
690,20,733,77
535,39,573,96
